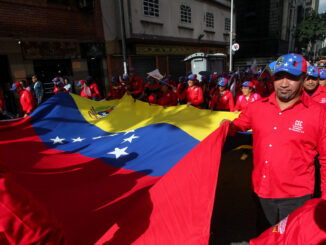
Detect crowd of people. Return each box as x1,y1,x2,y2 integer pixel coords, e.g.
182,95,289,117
2,57,326,120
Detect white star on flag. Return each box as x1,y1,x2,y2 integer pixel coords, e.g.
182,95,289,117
108,147,129,159
284,63,288,67
289,58,293,62
124,130,135,135
122,134,139,143
50,136,65,144
72,137,85,143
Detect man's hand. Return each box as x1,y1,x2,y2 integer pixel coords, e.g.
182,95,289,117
187,102,191,107
220,119,231,127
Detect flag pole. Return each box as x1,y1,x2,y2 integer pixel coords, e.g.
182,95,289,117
118,0,128,75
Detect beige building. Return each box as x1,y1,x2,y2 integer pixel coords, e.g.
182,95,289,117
101,0,234,79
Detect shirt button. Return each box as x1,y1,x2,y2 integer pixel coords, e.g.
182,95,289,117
274,127,277,130
265,160,268,164
269,144,272,147
263,175,266,178
279,112,282,115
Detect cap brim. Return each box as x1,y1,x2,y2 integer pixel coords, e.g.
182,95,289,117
273,67,303,76
10,87,16,91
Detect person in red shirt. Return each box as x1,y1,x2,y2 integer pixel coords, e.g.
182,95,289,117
210,77,235,111
142,76,161,104
127,68,144,99
11,82,36,117
157,79,178,108
54,81,67,94
186,74,204,108
106,77,125,100
52,77,63,94
222,53,326,230
303,66,326,104
234,81,261,112
320,70,326,87
86,76,102,100
166,74,176,87
176,76,187,104
250,198,326,245
77,80,92,99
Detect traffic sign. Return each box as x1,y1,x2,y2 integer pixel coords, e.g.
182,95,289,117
232,43,240,52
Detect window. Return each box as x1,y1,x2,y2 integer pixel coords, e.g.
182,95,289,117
225,17,230,31
144,0,159,17
205,12,214,28
180,4,191,23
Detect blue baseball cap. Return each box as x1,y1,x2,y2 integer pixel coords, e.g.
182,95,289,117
320,70,326,80
307,66,320,78
218,77,228,86
10,82,21,91
129,67,136,73
111,77,116,83
77,80,85,87
188,74,197,81
273,53,307,76
242,81,254,88
86,76,93,82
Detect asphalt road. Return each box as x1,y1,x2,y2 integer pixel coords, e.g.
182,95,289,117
209,146,256,245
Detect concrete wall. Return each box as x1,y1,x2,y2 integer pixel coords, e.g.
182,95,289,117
101,0,233,44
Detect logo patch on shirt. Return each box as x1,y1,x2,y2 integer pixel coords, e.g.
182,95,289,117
321,98,326,104
272,216,288,235
289,120,304,134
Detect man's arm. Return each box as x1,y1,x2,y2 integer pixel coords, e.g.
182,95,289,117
221,105,253,136
317,109,326,199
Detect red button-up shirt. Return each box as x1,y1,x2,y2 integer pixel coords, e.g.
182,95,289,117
230,92,326,199
158,90,178,107
307,85,326,104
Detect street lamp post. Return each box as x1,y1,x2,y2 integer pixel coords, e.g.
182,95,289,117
118,0,128,75
229,0,234,73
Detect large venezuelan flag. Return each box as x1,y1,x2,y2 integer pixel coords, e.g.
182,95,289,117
0,93,237,244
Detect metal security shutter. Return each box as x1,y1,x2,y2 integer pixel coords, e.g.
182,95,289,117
131,56,156,80
168,56,186,82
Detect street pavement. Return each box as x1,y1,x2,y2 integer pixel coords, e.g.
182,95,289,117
210,147,256,245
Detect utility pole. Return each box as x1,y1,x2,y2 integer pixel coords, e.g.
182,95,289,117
118,0,128,75
229,0,234,72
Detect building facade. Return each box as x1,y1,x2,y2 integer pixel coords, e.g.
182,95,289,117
101,0,234,80
233,0,307,69
0,0,107,114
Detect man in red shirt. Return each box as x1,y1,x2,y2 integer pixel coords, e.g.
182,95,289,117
222,53,326,230
157,79,177,108
176,76,187,104
210,77,235,111
106,77,125,100
320,70,326,87
186,74,203,108
250,198,326,245
142,76,161,104
11,82,36,117
127,68,144,99
303,66,326,104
